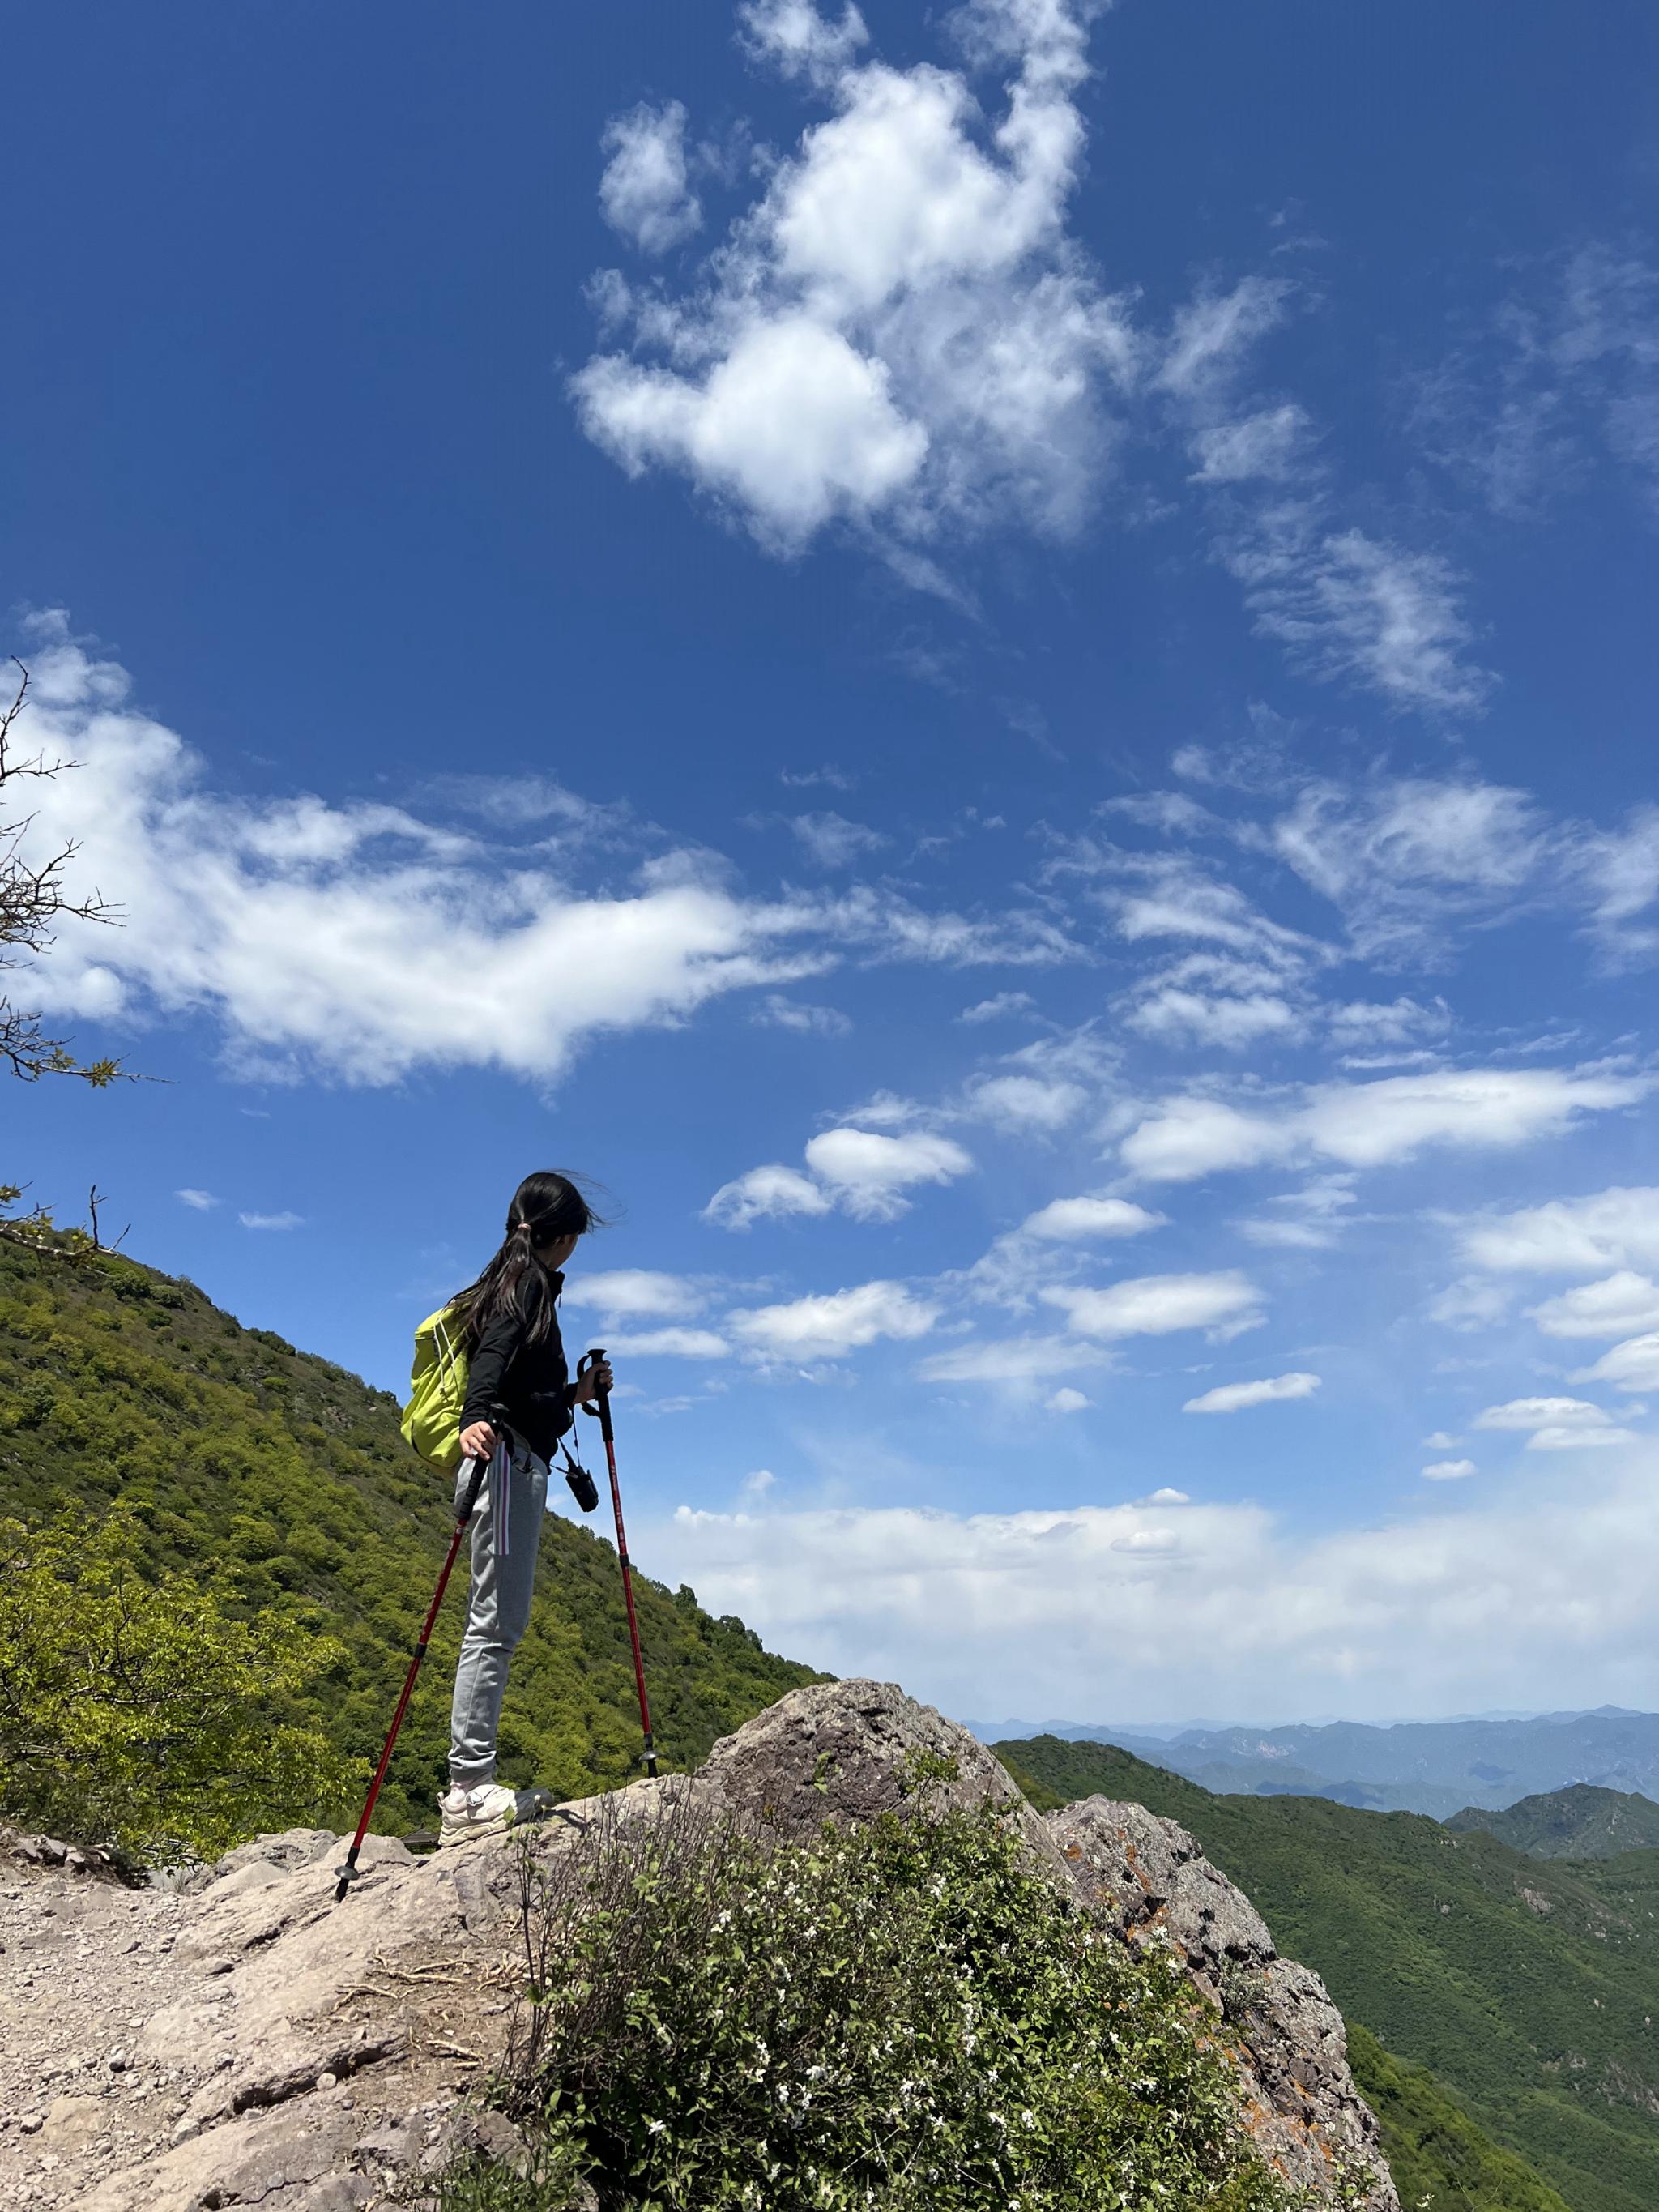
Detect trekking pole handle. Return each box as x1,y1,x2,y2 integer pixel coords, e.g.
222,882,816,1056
579,1347,615,1445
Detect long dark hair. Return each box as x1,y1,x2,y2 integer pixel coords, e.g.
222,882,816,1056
454,1171,608,1353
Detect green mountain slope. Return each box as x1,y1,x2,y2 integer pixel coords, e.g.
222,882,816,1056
0,1243,821,1832
999,1734,1659,2212
1346,2026,1575,2212
1448,1786,1659,1860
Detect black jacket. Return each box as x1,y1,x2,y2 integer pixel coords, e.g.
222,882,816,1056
459,1269,578,1463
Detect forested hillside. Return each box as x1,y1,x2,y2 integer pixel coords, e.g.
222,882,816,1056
1001,1734,1659,2212
1448,1785,1659,1860
0,1242,821,1832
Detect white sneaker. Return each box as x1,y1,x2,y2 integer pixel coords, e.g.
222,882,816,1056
437,1780,520,1848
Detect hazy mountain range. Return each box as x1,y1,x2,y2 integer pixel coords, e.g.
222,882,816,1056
966,1708,1659,1817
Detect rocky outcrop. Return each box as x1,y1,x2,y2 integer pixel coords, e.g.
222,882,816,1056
1051,1796,1395,2209
0,1683,1397,2211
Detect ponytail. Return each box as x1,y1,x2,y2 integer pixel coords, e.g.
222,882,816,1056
454,1171,609,1353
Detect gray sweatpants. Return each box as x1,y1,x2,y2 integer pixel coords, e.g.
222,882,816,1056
448,1435,548,1787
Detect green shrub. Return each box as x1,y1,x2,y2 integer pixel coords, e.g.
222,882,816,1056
436,1800,1296,2212
0,1508,363,1864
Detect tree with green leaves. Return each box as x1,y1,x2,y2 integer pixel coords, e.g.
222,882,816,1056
0,1507,364,1864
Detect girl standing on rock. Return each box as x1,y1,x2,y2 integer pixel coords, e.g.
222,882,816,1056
438,1171,612,1848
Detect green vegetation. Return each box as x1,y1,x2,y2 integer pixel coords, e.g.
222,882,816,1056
0,1241,821,1841
1346,2026,1574,2212
1000,1733,1659,2212
0,1507,360,1863
437,1796,1303,2212
1447,1786,1659,1861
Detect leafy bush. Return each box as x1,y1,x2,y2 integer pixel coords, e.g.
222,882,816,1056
436,1798,1295,2212
0,1507,363,1863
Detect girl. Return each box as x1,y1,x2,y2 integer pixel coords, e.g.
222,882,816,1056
439,1170,612,1847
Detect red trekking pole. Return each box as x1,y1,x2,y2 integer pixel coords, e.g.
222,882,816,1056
580,1347,657,1779
334,1454,489,1901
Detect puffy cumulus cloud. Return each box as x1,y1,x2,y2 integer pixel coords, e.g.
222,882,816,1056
803,1126,975,1219
1472,1396,1640,1450
1047,1386,1091,1412
17,619,1071,1090
702,1164,836,1230
1019,1195,1165,1241
1119,1066,1646,1185
599,101,703,254
1529,1272,1659,1341
564,1270,707,1321
1043,1270,1262,1341
728,1278,938,1360
642,1448,1659,1718
1461,1187,1659,1276
1573,1334,1659,1394
1182,1371,1320,1415
962,1071,1086,1131
1421,1458,1477,1481
574,0,1138,551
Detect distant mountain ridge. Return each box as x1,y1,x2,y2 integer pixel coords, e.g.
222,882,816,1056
968,1708,1659,1816
1448,1784,1659,1860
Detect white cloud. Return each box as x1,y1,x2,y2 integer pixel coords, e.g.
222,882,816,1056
729,1279,938,1360
1525,1424,1640,1452
918,1334,1106,1385
1463,1187,1659,1275
1422,1458,1477,1482
742,1467,779,1499
802,1125,974,1219
240,1211,303,1232
1141,1486,1190,1505
1047,1386,1091,1413
1019,1195,1165,1241
702,1164,835,1229
1422,1432,1461,1450
565,1270,706,1321
599,101,703,254
753,993,852,1036
1120,1066,1645,1185
1183,1371,1320,1415
787,811,889,868
574,0,1138,551
963,1073,1085,1131
643,1446,1659,1719
1188,403,1311,484
1158,276,1294,398
175,1189,218,1210
740,0,868,86
1473,1396,1616,1432
1573,1334,1659,1394
1223,514,1495,716
957,991,1037,1023
1043,1270,1263,1342
607,1326,732,1360
1126,984,1301,1051
1427,1277,1515,1333
1529,1272,1659,1341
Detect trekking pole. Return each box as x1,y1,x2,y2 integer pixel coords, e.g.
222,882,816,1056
334,1453,489,1902
580,1347,657,1779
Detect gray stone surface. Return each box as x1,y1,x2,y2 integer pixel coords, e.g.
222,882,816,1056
1050,1795,1399,2210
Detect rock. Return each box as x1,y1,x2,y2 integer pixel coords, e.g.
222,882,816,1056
41,2093,105,2153
699,1676,1073,1881
1049,1796,1398,2210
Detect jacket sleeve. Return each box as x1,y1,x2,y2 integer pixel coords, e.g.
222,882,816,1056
460,1306,521,1428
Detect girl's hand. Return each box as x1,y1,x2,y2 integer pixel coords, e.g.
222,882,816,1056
458,1420,497,1463
574,1359,614,1406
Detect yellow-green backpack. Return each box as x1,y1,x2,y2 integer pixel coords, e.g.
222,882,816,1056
401,1305,469,1471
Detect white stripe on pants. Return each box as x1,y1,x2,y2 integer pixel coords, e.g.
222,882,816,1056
447,1434,548,1787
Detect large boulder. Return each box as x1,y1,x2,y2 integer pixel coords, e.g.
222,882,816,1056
1050,1796,1398,2211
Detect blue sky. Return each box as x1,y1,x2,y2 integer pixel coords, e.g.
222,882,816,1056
6,0,1659,1726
